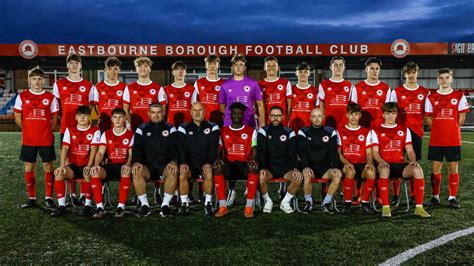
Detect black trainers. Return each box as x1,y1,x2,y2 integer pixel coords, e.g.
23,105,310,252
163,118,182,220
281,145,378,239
93,208,106,219
79,205,93,217
321,203,334,214
70,195,80,207
188,194,195,205
139,205,151,217
170,195,178,206
178,204,190,215
448,198,461,209
390,195,400,206
44,198,56,208
361,202,375,214
50,206,68,217
343,202,352,214
301,201,312,214
131,195,139,207
20,199,37,209
204,202,214,216
160,205,172,217
198,190,204,203
115,207,125,218
154,190,162,205
424,197,441,208
78,195,86,206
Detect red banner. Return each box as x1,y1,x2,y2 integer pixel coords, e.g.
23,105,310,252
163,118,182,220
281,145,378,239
1,40,449,59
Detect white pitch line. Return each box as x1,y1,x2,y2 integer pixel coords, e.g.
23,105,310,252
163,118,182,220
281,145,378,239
423,135,474,144
380,226,474,266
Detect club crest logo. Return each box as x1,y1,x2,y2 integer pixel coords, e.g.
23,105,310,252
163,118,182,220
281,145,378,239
241,133,248,140
204,128,211,135
322,136,329,142
280,135,287,142
42,99,49,105
162,130,169,137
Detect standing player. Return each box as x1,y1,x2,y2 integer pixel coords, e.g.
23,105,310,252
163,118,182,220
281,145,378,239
177,102,220,215
257,106,303,214
93,57,127,132
390,62,430,205
90,108,134,218
298,108,342,214
370,102,430,218
337,103,376,214
50,106,101,217
14,67,59,208
288,62,319,132
318,56,353,129
424,68,469,209
218,53,265,128
53,54,96,205
159,61,197,127
258,56,292,125
350,57,391,129
131,103,179,217
213,102,259,218
194,55,225,127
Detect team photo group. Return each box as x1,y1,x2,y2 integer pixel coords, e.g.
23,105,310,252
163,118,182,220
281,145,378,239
14,52,469,220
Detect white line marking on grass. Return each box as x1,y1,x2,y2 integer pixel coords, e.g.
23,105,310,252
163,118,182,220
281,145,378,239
380,226,474,266
423,135,474,144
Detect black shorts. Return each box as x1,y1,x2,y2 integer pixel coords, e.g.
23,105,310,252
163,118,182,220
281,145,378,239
60,133,64,147
387,163,408,179
20,145,56,163
224,161,249,181
428,146,461,162
353,163,365,180
310,165,331,179
410,129,422,161
103,163,124,181
144,162,167,181
268,165,294,178
68,164,86,180
188,165,204,179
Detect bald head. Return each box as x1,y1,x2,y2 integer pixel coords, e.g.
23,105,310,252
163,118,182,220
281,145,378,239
310,108,324,127
191,101,205,123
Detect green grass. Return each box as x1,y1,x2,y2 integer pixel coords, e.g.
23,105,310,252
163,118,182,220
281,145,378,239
0,132,473,264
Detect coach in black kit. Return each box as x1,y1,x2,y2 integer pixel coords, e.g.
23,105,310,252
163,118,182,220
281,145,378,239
131,103,179,218
298,108,342,214
178,102,220,216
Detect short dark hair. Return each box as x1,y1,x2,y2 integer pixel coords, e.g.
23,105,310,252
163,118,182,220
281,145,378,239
229,102,247,111
111,108,126,116
105,57,122,68
28,66,44,78
296,62,310,71
437,68,453,76
205,54,220,64
347,103,361,113
76,105,91,115
269,106,283,113
330,56,345,66
264,56,278,63
171,61,187,70
67,54,82,63
149,102,164,109
231,53,247,65
382,102,398,113
365,57,382,67
402,62,419,75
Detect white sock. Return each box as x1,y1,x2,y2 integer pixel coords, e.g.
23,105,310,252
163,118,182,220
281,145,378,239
96,202,104,209
117,203,125,209
162,193,173,207
433,195,440,200
58,197,66,207
282,192,294,203
323,194,333,205
448,196,456,200
45,197,52,200
304,194,313,204
219,200,226,207
180,195,189,205
80,193,85,198
246,199,254,208
138,194,149,207
205,194,212,205
262,192,272,203
85,199,92,206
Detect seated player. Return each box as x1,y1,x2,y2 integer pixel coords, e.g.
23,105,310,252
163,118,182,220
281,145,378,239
90,108,134,218
50,106,101,217
131,103,179,217
257,106,303,214
213,102,259,218
370,102,430,218
178,102,219,216
14,66,59,208
298,108,342,214
337,103,376,214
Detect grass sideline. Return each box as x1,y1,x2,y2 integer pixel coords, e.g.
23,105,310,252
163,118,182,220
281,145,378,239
0,132,473,264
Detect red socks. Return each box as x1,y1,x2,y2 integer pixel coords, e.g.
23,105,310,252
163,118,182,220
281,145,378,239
362,178,376,202
91,177,103,205
82,181,92,200
54,179,65,199
119,177,131,205
448,173,460,197
24,172,36,199
431,173,442,196
392,179,401,196
343,178,355,202
214,174,226,201
44,172,53,198
414,178,425,205
246,173,258,200
378,178,390,206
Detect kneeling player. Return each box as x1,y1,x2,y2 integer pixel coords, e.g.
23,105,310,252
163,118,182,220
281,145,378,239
298,108,342,214
51,106,101,217
371,102,430,218
257,106,303,214
213,102,259,218
337,103,376,214
90,108,134,218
